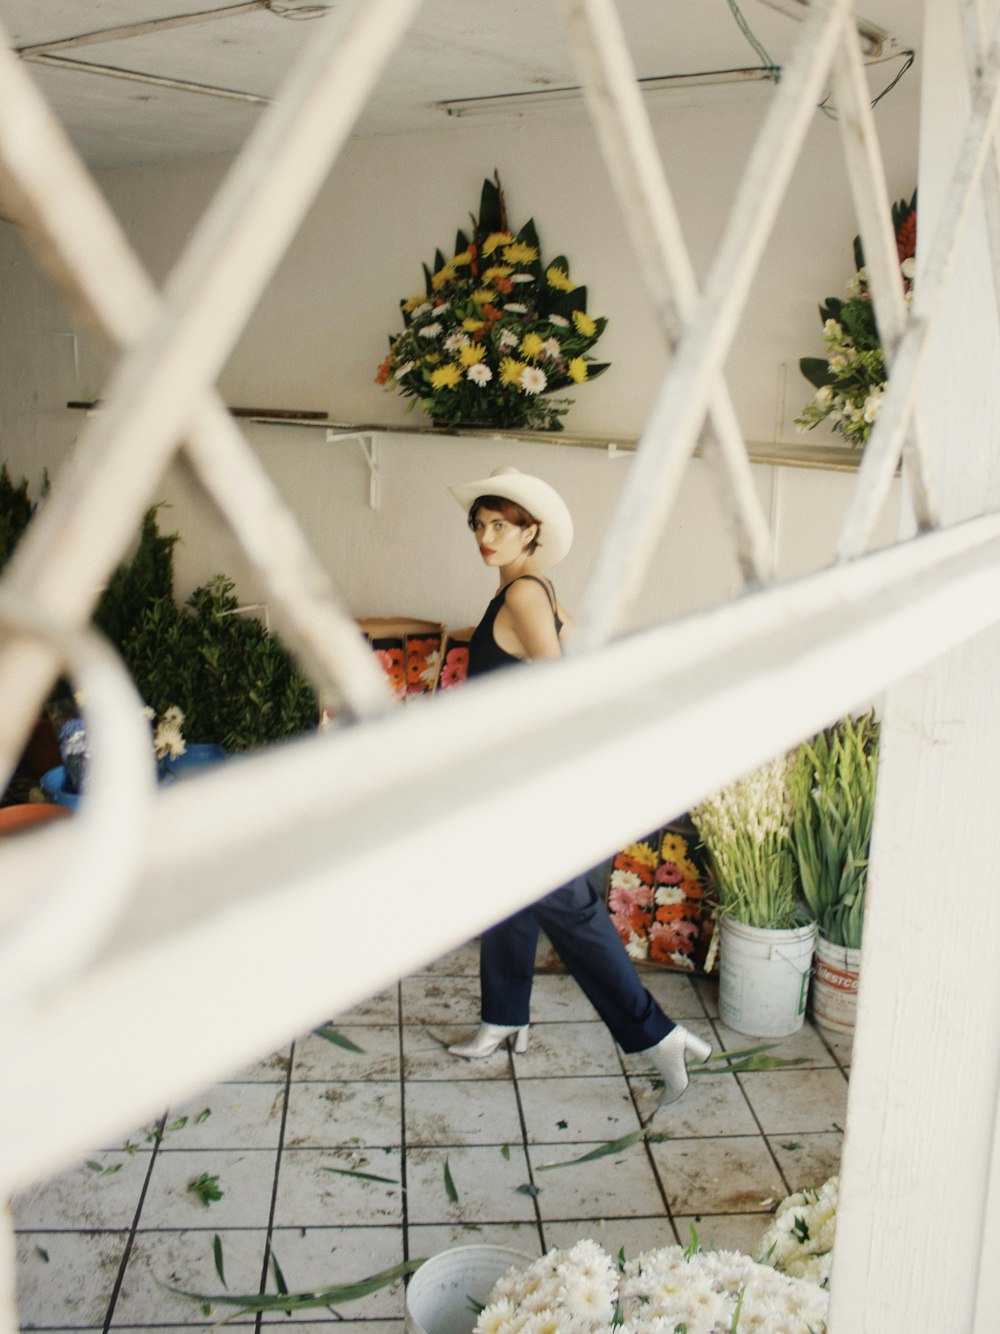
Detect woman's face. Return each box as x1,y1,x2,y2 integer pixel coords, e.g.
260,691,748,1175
470,506,537,569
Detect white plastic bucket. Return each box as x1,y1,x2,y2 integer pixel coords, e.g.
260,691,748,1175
811,934,862,1034
405,1245,532,1334
719,915,817,1037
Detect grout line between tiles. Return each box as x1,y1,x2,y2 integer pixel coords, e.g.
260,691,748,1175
256,1037,295,1333
101,1110,168,1333
396,981,411,1266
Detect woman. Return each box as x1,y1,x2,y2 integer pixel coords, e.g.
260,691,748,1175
445,465,711,1115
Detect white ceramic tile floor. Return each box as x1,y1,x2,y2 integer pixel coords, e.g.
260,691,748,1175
11,941,850,1330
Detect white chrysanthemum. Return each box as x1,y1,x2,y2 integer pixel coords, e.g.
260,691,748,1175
498,329,520,350
548,313,570,326
503,302,528,313
541,337,562,358
510,273,535,283
561,1272,614,1323
410,301,432,319
814,383,833,406
520,366,547,395
394,360,416,377
467,363,493,386
901,255,916,281
475,1298,517,1334
418,322,442,339
444,331,469,351
610,868,643,894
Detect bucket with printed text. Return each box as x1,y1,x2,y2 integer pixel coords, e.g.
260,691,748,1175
811,934,862,1035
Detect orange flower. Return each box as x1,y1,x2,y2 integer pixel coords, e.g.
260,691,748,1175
655,902,687,923
614,854,655,884
374,358,392,386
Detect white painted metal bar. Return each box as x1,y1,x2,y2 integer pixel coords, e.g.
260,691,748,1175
838,9,1000,560
557,0,775,587
0,597,155,1003
0,3,408,775
4,509,1000,1191
828,33,940,534
576,0,850,648
961,0,1000,345
0,44,390,725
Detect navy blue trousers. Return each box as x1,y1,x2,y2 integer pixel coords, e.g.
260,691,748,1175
480,867,675,1054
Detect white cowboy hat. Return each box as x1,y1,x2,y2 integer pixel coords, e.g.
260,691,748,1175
449,465,574,566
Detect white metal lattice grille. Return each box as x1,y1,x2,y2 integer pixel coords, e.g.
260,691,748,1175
2,2,1000,1329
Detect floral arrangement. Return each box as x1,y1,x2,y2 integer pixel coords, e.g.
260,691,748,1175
796,191,916,446
790,714,879,949
757,1175,839,1290
691,754,800,930
52,699,186,794
375,174,609,431
475,1237,828,1334
607,825,713,971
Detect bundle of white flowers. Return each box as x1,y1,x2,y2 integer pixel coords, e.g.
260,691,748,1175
691,753,800,930
756,1175,839,1289
474,1238,828,1334
150,704,187,761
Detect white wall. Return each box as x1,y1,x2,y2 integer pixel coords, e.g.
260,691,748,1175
0,79,915,632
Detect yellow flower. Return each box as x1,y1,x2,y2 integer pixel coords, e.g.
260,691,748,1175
660,833,689,861
482,230,515,257
623,841,659,868
482,265,513,283
471,288,497,305
500,356,525,386
423,352,441,365
452,248,474,267
503,241,539,264
462,318,486,333
546,264,575,292
431,265,456,291
568,356,588,383
401,294,428,312
572,309,597,337
430,363,462,390
520,332,545,359
459,343,486,367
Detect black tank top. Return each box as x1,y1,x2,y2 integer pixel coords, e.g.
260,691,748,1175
467,575,563,678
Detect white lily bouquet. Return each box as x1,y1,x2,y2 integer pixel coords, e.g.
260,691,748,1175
475,1237,828,1334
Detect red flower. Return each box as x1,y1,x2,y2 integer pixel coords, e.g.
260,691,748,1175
896,209,917,264
374,357,393,386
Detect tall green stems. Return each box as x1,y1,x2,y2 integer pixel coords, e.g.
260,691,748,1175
789,713,879,949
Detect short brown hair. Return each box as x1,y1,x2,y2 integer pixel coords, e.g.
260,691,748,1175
468,494,542,554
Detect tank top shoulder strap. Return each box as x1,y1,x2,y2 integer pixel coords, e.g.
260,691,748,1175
504,574,557,615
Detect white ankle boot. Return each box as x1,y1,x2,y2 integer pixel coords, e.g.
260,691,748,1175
448,1022,529,1059
641,1024,712,1112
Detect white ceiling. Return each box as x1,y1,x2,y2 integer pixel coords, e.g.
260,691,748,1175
0,0,921,169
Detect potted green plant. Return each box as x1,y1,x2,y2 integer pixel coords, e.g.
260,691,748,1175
790,712,879,1034
692,753,816,1037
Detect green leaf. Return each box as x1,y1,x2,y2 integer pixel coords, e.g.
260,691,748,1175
213,1234,227,1289
272,1251,292,1316
515,1183,540,1197
313,1026,366,1053
321,1167,401,1186
34,1246,49,1263
684,1223,700,1259
536,1126,666,1171
187,1172,223,1206
167,1116,188,1133
85,1160,103,1172
500,1144,511,1160
443,1157,459,1203
164,1258,425,1313
196,1107,212,1124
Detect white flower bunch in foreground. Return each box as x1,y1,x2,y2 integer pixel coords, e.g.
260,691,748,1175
757,1175,839,1290
474,1238,828,1334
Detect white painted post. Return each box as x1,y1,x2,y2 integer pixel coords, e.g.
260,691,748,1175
829,2,1000,1329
